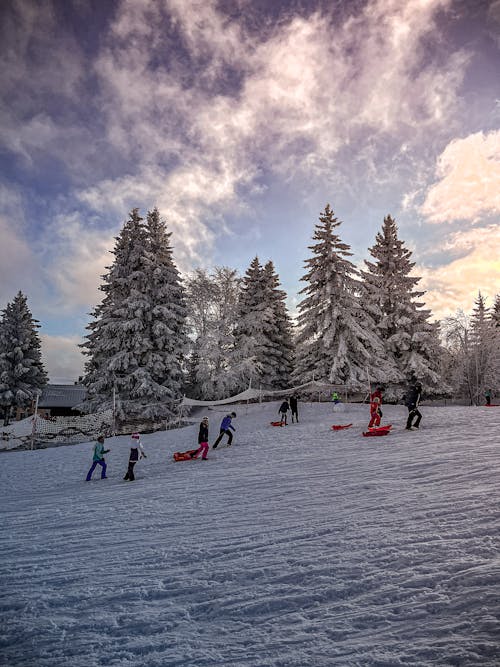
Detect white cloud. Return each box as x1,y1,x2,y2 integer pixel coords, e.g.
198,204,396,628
41,334,85,383
419,225,500,319
421,130,500,223
0,185,41,305
39,213,115,311
77,0,466,271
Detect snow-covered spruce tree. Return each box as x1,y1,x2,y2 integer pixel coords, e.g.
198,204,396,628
360,214,442,392
294,204,389,390
81,208,187,422
232,257,273,392
0,291,48,425
491,294,500,328
260,260,295,389
143,207,189,413
185,266,241,400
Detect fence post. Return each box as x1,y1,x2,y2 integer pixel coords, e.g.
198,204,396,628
30,393,39,451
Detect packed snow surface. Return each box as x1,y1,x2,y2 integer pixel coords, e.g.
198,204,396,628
1,401,499,666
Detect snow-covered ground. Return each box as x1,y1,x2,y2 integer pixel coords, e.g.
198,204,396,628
1,401,499,667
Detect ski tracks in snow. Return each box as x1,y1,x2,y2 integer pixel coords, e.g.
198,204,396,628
1,402,500,666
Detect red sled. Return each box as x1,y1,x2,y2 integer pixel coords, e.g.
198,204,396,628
173,449,199,461
331,423,353,431
270,421,284,427
363,425,392,437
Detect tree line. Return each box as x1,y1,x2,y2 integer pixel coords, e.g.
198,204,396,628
1,204,498,425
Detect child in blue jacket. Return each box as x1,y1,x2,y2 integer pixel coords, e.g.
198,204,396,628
212,412,236,449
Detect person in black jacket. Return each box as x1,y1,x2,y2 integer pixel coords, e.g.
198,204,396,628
279,399,290,425
289,394,299,423
405,380,422,430
192,416,209,459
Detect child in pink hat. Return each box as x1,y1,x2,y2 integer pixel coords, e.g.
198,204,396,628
124,433,147,481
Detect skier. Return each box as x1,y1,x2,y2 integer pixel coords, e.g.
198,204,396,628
289,394,299,423
405,380,422,430
124,432,147,481
86,436,110,481
278,399,290,425
192,416,209,460
368,386,384,428
212,412,236,449
485,389,492,406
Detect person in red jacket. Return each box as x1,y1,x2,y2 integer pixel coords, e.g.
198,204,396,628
368,386,384,428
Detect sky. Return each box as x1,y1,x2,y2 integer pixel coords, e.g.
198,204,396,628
1,401,500,665
1,0,499,383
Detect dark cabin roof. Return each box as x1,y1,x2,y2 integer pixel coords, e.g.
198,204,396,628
38,384,87,409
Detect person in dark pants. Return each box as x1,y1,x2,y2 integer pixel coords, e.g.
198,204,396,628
405,380,422,430
485,389,492,406
213,412,236,448
289,394,299,423
86,436,109,481
278,399,290,425
124,433,146,481
192,416,209,459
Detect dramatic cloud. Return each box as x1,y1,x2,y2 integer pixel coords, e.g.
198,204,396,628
419,225,500,318
421,130,500,223
1,0,496,381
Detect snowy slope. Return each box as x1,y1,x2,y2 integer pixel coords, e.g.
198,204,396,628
1,402,499,667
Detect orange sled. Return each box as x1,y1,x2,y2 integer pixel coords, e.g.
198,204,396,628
331,424,353,431
173,449,199,461
363,425,392,437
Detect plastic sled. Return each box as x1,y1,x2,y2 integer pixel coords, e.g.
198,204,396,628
173,449,199,461
363,425,392,437
331,423,353,431
270,421,284,427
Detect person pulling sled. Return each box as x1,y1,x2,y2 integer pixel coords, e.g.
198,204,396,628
368,386,384,428
192,416,209,460
278,399,290,425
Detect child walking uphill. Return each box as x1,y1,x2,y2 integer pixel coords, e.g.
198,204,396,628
192,416,209,460
86,436,110,481
123,433,147,481
212,412,236,449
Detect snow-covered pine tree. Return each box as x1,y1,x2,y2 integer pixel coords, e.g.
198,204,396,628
260,261,294,389
232,256,275,392
81,208,187,423
184,266,241,400
142,207,188,415
294,204,388,390
0,291,48,425
491,294,500,328
361,214,442,391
